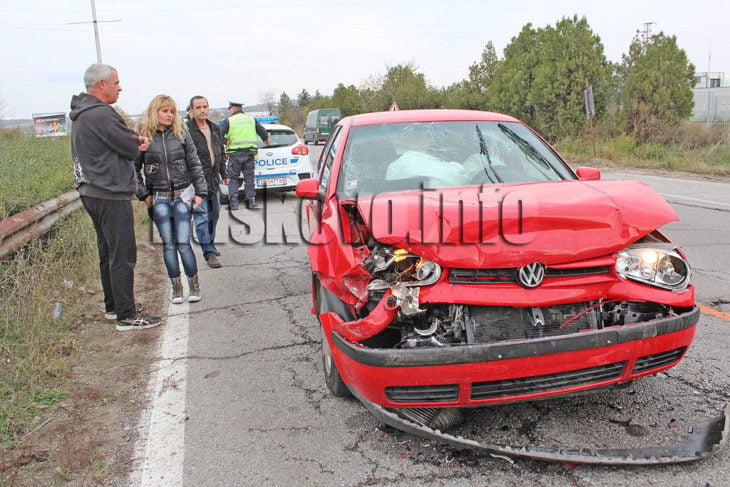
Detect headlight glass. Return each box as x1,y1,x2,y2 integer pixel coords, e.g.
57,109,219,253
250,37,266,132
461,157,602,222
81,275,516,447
616,244,690,290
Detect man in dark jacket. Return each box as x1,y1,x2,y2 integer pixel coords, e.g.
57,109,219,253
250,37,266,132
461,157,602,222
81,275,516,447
186,96,227,268
70,63,162,331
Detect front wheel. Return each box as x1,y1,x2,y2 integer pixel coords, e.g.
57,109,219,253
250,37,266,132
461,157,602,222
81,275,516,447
314,276,351,397
321,326,351,397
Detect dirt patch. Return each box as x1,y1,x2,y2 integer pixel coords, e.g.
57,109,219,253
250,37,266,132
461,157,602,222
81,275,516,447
0,242,166,486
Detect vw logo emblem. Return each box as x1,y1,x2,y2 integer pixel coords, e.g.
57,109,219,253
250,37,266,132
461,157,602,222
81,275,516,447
518,262,545,288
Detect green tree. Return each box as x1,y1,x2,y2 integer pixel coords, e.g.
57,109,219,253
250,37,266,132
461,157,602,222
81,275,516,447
468,41,500,98
488,24,540,123
618,32,695,141
443,41,501,109
375,63,437,111
297,89,312,108
278,92,293,126
489,16,610,140
331,83,366,116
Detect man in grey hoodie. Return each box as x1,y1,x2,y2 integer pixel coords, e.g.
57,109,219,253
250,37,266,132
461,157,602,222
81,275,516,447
70,63,162,331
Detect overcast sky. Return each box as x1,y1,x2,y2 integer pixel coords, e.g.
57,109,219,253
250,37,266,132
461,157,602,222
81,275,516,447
0,0,726,119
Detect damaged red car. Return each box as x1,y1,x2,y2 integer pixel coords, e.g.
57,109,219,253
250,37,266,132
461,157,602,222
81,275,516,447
296,109,698,432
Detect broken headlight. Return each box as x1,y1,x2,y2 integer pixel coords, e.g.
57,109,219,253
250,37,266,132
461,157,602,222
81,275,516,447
365,244,441,290
616,244,691,291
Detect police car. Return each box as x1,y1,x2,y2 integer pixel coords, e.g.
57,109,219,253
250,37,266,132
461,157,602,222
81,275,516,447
220,118,314,200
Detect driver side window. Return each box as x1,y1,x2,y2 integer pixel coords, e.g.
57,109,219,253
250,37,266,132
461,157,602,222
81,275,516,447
318,125,342,192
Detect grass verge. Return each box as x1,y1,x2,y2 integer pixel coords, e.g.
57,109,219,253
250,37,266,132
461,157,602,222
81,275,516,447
555,123,730,177
1,204,166,485
0,131,74,220
0,210,97,447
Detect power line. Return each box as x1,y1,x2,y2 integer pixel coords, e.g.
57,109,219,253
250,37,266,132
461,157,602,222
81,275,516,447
66,0,121,63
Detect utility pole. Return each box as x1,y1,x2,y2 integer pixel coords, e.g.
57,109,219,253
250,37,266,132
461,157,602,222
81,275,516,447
68,0,121,63
642,22,656,44
90,0,102,62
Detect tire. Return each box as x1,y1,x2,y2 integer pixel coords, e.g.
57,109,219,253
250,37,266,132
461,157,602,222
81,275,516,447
321,325,351,397
314,276,351,397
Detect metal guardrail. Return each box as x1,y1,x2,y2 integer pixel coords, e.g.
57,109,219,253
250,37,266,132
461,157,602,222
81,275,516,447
0,190,82,259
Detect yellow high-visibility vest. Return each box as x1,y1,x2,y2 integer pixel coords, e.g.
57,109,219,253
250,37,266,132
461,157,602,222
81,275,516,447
226,112,258,151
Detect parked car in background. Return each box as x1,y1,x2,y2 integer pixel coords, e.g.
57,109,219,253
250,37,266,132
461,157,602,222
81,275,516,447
303,108,341,145
221,122,313,201
296,109,697,430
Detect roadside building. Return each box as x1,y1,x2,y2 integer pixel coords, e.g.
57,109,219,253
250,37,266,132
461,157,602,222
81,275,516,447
691,71,730,122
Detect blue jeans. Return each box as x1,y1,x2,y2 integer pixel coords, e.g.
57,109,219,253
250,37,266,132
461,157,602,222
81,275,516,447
152,195,198,278
192,192,220,258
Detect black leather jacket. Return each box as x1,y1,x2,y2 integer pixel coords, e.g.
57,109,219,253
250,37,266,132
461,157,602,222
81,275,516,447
186,118,227,194
135,129,207,200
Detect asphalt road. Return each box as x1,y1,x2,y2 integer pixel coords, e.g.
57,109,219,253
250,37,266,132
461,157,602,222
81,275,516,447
133,149,730,486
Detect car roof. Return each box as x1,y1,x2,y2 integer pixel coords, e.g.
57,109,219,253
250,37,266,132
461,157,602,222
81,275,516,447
261,123,296,131
346,109,520,126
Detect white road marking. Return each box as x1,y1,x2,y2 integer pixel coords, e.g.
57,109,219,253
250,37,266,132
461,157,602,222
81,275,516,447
659,192,730,207
132,299,189,486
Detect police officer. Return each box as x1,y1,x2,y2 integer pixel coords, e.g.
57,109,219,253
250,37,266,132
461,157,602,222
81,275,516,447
221,101,269,210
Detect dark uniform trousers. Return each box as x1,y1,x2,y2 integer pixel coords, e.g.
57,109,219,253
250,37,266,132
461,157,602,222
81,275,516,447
226,149,256,206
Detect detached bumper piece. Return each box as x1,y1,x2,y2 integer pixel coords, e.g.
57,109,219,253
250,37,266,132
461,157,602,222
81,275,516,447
353,390,729,465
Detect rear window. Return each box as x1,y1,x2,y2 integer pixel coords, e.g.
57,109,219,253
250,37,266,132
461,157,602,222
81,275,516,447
259,128,298,148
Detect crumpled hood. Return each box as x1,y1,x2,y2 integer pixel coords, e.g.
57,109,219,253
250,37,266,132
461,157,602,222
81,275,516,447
354,180,678,267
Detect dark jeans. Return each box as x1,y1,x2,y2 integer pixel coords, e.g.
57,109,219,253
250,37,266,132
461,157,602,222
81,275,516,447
192,192,220,258
81,196,137,320
227,150,256,205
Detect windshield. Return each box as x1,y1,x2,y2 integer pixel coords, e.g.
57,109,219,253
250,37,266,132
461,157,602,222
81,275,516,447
336,121,573,197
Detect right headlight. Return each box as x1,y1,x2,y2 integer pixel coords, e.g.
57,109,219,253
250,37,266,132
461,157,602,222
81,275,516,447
615,243,691,291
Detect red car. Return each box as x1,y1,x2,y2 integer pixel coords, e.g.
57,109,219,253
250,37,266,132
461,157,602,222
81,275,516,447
296,110,697,435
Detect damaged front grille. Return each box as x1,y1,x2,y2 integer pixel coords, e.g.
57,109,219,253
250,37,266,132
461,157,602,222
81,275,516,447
470,362,626,400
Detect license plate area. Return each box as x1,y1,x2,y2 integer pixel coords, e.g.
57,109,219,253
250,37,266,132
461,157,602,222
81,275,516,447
256,177,287,188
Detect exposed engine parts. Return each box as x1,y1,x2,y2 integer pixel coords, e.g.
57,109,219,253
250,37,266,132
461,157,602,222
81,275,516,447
362,299,680,349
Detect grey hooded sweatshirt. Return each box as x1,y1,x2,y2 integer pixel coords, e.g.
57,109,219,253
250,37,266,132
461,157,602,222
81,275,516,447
69,92,141,200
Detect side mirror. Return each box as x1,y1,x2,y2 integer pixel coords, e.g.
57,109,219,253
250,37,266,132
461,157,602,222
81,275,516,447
295,178,322,200
576,166,601,181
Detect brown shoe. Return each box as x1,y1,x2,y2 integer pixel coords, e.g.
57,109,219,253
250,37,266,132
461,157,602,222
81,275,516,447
206,254,222,268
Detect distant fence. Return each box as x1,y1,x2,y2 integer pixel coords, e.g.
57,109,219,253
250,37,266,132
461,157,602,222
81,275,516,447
0,190,81,259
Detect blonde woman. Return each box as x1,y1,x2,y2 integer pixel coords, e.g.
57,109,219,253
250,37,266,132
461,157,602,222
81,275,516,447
135,95,208,303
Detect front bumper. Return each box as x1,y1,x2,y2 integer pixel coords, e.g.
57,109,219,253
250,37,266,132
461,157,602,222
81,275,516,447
353,388,728,465
325,305,699,408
